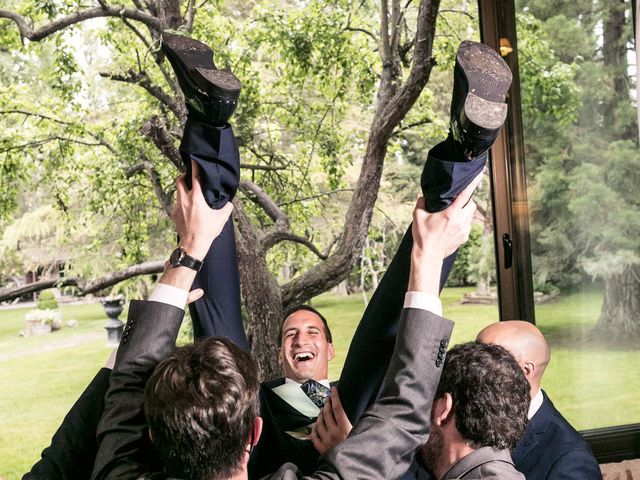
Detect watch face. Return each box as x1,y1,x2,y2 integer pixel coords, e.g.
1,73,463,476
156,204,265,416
169,247,184,267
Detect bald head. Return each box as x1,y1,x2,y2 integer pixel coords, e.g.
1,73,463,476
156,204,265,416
476,321,550,398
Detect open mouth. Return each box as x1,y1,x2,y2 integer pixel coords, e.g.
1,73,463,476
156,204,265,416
293,352,315,362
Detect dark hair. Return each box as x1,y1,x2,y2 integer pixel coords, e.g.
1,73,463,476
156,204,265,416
144,337,260,480
436,342,529,450
279,305,333,345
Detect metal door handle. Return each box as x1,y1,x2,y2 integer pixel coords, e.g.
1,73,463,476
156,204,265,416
502,234,513,269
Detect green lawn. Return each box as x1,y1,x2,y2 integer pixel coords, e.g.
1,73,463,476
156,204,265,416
1,289,638,478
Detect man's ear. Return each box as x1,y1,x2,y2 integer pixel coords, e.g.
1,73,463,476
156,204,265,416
522,361,535,381
252,416,264,446
278,348,284,366
327,343,335,361
432,393,454,426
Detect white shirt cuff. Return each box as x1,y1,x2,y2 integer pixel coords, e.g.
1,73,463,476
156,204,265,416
149,283,189,310
403,291,442,316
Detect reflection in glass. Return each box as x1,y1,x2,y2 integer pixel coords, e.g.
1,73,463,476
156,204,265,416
516,0,640,430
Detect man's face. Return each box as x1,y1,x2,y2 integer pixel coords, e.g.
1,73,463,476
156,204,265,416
279,310,334,383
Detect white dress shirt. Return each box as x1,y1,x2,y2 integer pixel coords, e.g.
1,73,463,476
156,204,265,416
528,388,544,419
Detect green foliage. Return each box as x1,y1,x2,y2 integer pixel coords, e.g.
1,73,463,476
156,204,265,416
447,225,483,287
518,0,640,335
36,289,58,310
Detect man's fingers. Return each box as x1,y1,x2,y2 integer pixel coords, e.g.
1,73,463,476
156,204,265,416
329,387,352,431
175,174,187,198
191,159,203,194
452,171,484,209
323,399,338,428
187,288,204,304
310,423,323,452
219,201,234,221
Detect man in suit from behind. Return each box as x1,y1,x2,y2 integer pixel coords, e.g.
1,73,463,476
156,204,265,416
476,321,602,480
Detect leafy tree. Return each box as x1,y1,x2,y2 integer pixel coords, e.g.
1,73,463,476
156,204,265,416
518,0,640,336
1,0,454,376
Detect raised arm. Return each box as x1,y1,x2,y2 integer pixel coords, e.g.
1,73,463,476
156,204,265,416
91,162,233,480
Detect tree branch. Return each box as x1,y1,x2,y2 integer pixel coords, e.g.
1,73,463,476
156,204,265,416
0,260,165,302
0,109,118,155
391,116,433,136
280,0,441,308
100,69,183,119
139,115,183,171
125,156,173,216
0,136,106,154
239,180,288,227
185,0,196,32
379,0,440,128
344,26,377,42
260,231,327,259
240,163,286,172
0,5,162,42
277,188,354,207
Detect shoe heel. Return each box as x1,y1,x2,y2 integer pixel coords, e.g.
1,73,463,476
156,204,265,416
195,68,242,99
462,93,508,133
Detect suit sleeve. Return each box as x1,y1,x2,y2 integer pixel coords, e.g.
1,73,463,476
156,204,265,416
547,449,602,480
91,300,185,480
312,309,453,480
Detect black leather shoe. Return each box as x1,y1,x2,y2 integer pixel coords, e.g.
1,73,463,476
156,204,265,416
450,40,512,160
161,32,242,126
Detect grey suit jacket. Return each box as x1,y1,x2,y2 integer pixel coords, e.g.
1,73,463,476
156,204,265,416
439,447,524,480
265,307,454,480
92,302,452,480
91,300,185,480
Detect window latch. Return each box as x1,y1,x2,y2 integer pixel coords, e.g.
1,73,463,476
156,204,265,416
502,233,513,269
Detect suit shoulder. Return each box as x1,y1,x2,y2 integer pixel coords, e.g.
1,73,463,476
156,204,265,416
261,462,305,480
468,460,525,479
549,448,602,479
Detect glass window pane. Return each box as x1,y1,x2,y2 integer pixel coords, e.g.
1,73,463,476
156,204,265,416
516,0,640,430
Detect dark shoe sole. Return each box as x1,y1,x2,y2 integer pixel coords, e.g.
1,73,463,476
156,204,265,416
161,33,241,101
195,68,242,100
456,40,512,132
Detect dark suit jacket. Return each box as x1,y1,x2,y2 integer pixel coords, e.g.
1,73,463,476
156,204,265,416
92,302,452,480
439,447,524,479
511,391,601,480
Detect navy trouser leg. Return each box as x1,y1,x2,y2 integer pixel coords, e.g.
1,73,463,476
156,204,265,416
339,139,485,424
179,119,248,352
25,368,111,480
421,136,486,213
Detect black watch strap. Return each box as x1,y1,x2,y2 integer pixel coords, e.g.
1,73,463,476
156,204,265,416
169,246,203,272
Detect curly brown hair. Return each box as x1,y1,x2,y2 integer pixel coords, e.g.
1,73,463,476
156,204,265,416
436,341,530,449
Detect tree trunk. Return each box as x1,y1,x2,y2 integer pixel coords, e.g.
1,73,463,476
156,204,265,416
234,200,284,380
602,0,630,135
596,265,640,337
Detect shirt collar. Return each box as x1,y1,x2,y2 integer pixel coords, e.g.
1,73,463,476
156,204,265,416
528,389,544,419
285,377,330,388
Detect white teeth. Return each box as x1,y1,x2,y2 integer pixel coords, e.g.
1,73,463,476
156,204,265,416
294,352,313,361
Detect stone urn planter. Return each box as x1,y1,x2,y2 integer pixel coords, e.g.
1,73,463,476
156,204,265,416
101,295,125,346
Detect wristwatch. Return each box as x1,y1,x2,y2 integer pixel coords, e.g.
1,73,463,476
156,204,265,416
169,246,203,272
